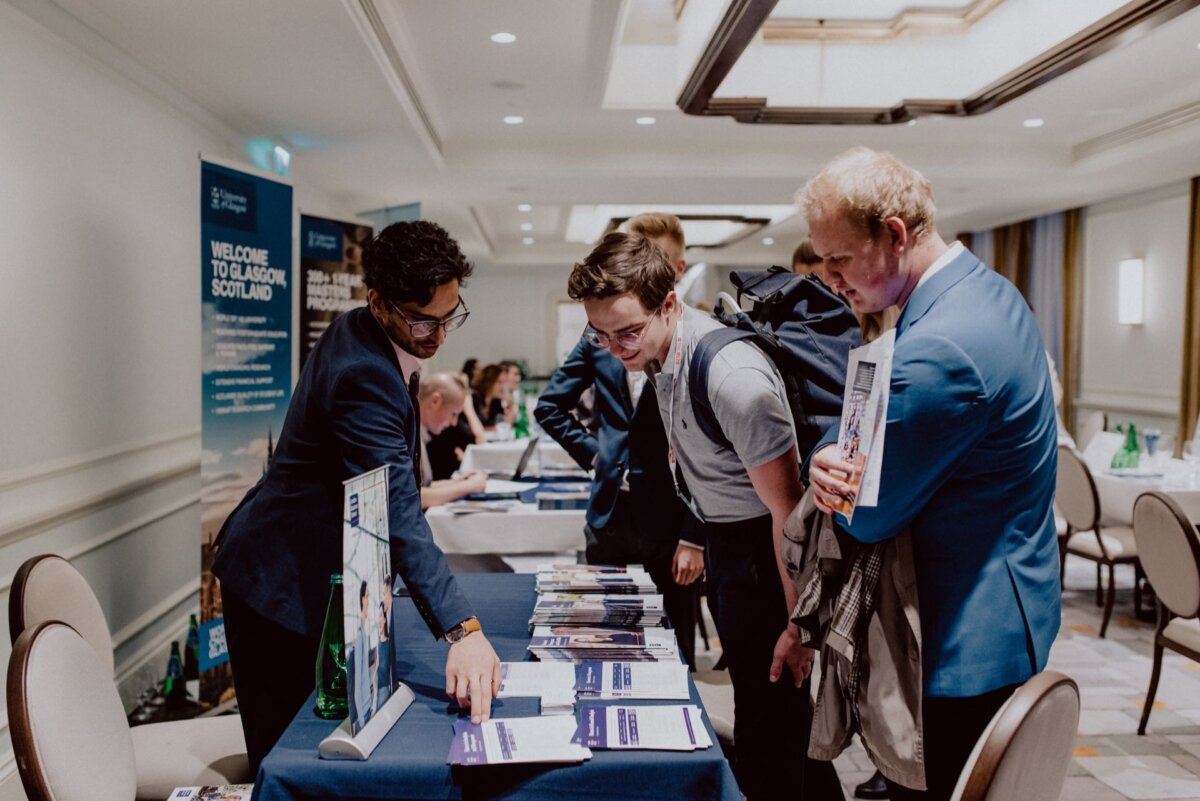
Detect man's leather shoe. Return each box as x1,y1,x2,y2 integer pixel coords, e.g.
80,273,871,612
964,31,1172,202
854,770,888,799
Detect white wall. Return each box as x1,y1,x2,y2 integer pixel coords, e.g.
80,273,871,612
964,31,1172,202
1077,183,1190,440
0,4,357,796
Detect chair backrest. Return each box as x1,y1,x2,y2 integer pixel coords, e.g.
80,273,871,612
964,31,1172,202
951,671,1080,801
9,555,114,675
1078,410,1107,452
1055,445,1100,533
1133,491,1200,620
7,622,136,801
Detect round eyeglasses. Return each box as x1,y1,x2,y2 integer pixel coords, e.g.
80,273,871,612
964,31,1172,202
582,308,660,350
389,298,470,339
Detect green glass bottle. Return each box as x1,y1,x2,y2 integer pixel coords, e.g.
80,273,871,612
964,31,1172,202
184,614,200,682
1111,421,1141,469
163,641,188,708
315,573,348,720
513,398,530,439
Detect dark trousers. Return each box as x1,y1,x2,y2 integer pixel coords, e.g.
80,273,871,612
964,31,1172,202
584,493,699,671
885,683,1019,801
704,514,843,801
223,588,321,773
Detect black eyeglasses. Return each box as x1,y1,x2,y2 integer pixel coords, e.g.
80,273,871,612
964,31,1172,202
388,298,470,339
582,308,661,350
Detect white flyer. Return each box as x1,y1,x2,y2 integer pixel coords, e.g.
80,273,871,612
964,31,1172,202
574,704,712,751
574,661,690,700
448,716,592,765
496,662,577,699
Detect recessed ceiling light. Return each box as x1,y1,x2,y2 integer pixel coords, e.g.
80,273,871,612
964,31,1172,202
520,223,533,231
503,115,525,125
636,116,657,125
906,119,918,127
491,32,516,44
518,204,532,212
1023,118,1044,128
523,237,535,245
762,237,775,246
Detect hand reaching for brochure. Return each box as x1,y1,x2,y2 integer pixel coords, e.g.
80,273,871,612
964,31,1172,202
446,631,501,724
808,444,858,516
769,624,814,688
672,542,704,586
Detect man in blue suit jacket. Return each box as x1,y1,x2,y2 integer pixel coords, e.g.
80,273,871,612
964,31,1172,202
213,221,500,770
802,148,1060,801
536,338,701,668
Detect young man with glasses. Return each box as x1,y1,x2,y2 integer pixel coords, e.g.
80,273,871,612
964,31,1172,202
567,233,842,801
535,213,701,671
213,221,500,772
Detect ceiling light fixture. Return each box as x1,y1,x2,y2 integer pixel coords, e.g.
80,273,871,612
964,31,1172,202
1023,118,1045,128
523,237,535,245
520,223,533,231
762,237,775,245
491,32,516,44
503,115,525,125
518,204,532,212
636,116,657,125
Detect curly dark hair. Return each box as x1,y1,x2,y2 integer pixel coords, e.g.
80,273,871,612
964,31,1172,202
362,220,473,306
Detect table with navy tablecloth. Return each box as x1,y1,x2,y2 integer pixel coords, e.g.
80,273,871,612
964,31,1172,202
252,573,740,801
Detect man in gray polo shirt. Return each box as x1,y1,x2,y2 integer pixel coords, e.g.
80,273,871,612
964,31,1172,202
567,232,842,801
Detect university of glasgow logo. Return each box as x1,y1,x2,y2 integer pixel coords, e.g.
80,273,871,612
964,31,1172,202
202,169,257,232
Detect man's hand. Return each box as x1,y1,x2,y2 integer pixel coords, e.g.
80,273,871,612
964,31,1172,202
808,444,858,515
445,631,501,723
460,471,488,494
672,542,704,585
768,624,815,688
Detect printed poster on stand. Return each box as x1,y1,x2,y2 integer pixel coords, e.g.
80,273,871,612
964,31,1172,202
299,214,372,369
199,157,294,706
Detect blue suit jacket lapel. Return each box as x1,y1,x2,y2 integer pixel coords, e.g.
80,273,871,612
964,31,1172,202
897,249,982,336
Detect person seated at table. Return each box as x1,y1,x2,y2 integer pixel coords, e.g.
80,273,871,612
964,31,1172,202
417,372,488,508
536,210,701,671
472,363,515,429
461,357,480,385
426,372,487,480
213,220,501,772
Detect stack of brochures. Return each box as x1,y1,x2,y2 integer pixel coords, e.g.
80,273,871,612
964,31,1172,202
448,716,593,765
529,593,666,628
534,565,657,595
496,662,577,714
536,489,590,510
574,660,691,700
528,625,679,663
573,704,712,751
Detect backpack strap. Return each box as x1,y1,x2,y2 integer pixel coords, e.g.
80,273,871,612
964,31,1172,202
688,327,756,451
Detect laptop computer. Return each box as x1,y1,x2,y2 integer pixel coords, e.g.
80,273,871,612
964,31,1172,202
486,436,542,481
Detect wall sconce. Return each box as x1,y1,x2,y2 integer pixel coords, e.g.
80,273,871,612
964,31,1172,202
1118,258,1144,325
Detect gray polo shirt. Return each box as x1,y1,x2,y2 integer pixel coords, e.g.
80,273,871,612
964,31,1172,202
649,304,796,523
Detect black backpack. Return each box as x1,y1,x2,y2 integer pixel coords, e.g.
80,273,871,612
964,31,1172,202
688,267,863,459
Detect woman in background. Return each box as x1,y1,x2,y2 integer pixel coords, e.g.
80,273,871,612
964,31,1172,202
472,363,516,429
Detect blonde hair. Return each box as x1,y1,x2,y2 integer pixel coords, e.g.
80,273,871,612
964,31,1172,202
797,146,936,241
419,371,466,406
627,212,685,250
792,239,821,269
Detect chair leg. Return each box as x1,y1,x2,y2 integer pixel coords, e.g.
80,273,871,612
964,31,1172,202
1096,562,1104,607
1100,563,1116,638
1138,642,1165,735
1134,563,1144,618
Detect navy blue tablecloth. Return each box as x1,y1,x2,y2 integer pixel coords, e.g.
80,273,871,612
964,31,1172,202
253,573,741,801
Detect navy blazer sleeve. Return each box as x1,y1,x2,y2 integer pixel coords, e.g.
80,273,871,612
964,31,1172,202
534,339,600,470
331,358,473,638
828,333,988,543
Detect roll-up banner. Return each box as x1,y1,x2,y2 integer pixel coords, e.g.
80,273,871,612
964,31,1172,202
299,214,372,368
200,158,294,706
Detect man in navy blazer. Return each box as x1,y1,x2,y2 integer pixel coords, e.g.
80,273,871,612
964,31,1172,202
213,221,500,770
536,338,700,668
802,148,1060,801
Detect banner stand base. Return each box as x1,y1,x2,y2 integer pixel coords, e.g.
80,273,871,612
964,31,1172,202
318,683,416,760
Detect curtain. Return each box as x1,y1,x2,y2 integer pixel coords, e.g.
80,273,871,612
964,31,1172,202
992,220,1034,297
1029,214,1065,367
971,229,994,268
1176,177,1200,454
1061,208,1083,435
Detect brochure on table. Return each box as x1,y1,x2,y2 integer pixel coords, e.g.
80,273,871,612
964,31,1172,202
318,465,415,761
834,330,895,522
448,716,592,765
574,704,712,751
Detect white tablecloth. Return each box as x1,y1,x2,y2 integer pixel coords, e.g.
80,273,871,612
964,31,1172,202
459,440,577,473
1081,434,1200,525
426,503,586,555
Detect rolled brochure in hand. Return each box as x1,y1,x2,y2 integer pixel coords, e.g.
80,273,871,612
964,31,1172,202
833,329,895,522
